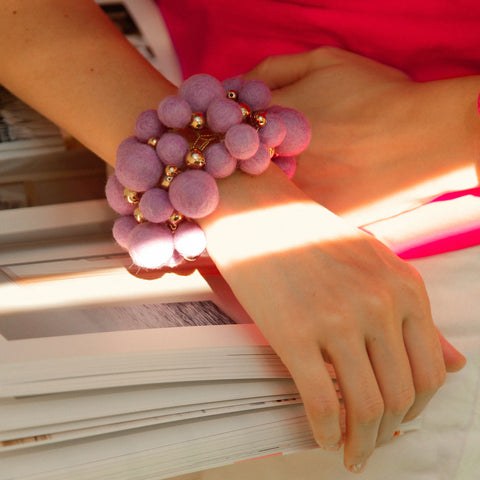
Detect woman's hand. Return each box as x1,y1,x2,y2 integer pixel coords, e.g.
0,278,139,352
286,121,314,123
245,47,480,224
198,166,451,473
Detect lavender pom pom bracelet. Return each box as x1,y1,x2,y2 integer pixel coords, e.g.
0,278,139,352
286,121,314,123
106,74,311,269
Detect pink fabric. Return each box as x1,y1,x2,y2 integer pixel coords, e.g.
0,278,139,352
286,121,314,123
157,0,480,258
158,0,480,82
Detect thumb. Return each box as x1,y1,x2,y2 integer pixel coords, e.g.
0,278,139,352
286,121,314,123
437,328,466,373
242,46,348,89
242,50,319,89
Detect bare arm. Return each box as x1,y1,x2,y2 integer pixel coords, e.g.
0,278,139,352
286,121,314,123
0,4,463,472
0,0,176,165
244,47,480,224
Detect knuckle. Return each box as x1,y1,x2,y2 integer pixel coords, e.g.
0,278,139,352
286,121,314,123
357,285,396,327
355,395,384,426
387,387,415,415
314,45,343,61
417,367,446,394
257,54,278,76
308,397,340,424
365,286,394,318
400,265,430,302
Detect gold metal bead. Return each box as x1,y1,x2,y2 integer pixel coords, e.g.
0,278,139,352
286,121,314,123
185,149,206,168
253,112,267,128
133,207,146,223
124,188,140,205
168,212,184,230
238,102,251,120
165,165,180,176
268,147,276,159
189,112,205,130
160,175,174,189
147,137,159,147
159,165,180,189
226,90,238,101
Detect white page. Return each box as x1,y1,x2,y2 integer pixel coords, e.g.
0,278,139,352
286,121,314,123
1,394,303,451
0,199,113,245
0,323,287,397
0,378,298,432
0,405,314,480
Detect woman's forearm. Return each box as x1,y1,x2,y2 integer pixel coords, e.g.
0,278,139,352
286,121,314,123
0,1,335,248
0,0,176,165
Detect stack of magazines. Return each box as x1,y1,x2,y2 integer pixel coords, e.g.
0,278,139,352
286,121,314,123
0,199,329,480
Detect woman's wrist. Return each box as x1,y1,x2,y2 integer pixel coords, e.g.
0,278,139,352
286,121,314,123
400,75,480,188
197,164,357,268
106,74,315,270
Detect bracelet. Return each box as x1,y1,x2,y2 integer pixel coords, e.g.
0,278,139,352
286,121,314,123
106,74,311,269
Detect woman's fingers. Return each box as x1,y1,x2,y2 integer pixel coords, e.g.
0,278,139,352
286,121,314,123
242,50,320,89
436,327,467,373
242,47,348,89
366,329,415,445
327,342,383,473
402,313,447,422
284,346,343,450
243,46,404,91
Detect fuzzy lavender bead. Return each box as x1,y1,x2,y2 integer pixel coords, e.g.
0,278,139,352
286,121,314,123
178,74,225,113
204,143,237,178
169,170,219,219
238,80,272,111
223,76,244,93
128,222,174,269
157,95,192,128
118,135,140,150
116,141,162,192
174,221,207,259
274,107,311,156
265,105,284,115
239,143,271,175
112,215,138,249
138,188,174,223
165,251,187,268
273,155,297,179
259,112,287,147
134,109,165,142
206,98,243,133
225,123,260,160
105,174,136,215
155,133,189,167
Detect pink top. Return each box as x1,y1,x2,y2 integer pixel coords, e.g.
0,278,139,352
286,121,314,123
159,0,480,81
158,0,480,258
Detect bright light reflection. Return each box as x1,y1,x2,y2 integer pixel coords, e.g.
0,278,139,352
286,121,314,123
0,268,212,316
365,195,480,254
1,164,477,315
206,201,358,268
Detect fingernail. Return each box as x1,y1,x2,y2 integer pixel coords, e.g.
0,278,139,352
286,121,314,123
349,462,365,474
